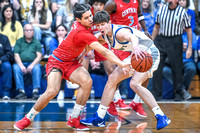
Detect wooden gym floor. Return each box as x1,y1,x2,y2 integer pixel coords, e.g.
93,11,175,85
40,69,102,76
0,99,200,133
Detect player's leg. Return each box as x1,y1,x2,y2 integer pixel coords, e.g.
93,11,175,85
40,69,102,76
129,79,149,117
130,72,171,130
103,60,129,117
14,68,63,130
80,65,132,127
67,66,92,130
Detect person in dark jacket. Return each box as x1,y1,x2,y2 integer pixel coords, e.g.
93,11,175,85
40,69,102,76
0,33,13,100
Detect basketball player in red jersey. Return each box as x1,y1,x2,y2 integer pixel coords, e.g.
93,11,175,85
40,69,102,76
13,4,131,131
104,0,152,117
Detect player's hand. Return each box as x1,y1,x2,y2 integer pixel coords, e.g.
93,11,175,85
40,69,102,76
186,46,192,59
87,51,94,59
121,63,132,74
132,46,145,61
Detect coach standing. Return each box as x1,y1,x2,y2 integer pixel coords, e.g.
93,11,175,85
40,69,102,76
151,0,192,101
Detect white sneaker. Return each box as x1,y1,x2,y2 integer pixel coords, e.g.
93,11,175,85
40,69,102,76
3,96,10,101
57,90,64,100
67,81,79,89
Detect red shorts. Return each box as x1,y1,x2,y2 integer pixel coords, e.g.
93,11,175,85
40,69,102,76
46,55,82,80
113,49,131,61
94,43,109,62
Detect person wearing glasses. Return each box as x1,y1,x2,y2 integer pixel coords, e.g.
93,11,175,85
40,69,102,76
13,23,43,100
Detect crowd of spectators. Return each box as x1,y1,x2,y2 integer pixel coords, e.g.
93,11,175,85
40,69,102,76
0,0,200,101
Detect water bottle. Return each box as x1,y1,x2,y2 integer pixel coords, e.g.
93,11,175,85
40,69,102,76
90,87,95,100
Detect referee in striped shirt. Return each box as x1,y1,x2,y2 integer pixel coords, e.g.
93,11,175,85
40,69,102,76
152,0,192,101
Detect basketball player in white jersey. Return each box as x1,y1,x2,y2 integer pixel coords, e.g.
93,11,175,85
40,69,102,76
80,11,171,130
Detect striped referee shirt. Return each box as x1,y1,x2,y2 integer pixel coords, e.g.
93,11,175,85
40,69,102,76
155,4,191,37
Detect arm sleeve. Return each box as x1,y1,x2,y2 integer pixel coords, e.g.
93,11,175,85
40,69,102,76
183,10,191,28
0,36,13,62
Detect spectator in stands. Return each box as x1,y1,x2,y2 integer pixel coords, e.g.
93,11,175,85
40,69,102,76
141,0,155,35
0,0,21,22
49,24,68,53
179,0,196,32
56,0,78,30
28,0,54,55
152,0,192,101
162,32,197,100
13,23,42,99
0,4,23,49
49,2,59,32
0,33,13,100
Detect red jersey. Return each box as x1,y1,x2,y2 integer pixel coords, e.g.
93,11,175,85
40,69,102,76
111,0,139,30
53,21,98,62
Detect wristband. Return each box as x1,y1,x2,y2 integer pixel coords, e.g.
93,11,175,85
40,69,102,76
138,15,145,21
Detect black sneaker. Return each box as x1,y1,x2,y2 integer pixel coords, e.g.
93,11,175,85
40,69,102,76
174,92,182,101
15,92,27,99
32,92,39,99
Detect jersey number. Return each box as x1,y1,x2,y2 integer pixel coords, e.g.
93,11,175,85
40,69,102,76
128,16,134,27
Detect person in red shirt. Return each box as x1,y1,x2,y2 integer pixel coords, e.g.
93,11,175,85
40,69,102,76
13,3,131,131
103,0,151,117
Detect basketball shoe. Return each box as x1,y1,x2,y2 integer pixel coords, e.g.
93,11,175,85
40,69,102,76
155,114,171,130
129,101,147,117
107,102,118,117
114,99,130,109
67,116,89,130
14,116,31,130
80,112,105,127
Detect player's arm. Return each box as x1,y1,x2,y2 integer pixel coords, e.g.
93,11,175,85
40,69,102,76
103,0,117,14
116,28,144,60
89,41,130,71
95,32,107,44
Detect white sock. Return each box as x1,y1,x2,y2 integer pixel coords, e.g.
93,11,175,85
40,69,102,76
97,104,108,119
71,103,84,118
113,90,121,103
152,106,164,116
26,108,39,121
133,94,142,103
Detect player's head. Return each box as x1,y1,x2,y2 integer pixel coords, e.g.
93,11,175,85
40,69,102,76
93,10,110,24
93,11,111,35
73,3,93,28
89,0,108,14
73,3,91,19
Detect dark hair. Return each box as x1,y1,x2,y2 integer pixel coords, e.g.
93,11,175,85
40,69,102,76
93,10,110,24
88,0,108,6
185,0,190,8
0,0,10,4
31,0,47,24
73,3,90,19
1,4,16,31
56,24,68,32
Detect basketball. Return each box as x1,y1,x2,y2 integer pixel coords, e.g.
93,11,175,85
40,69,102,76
131,51,153,72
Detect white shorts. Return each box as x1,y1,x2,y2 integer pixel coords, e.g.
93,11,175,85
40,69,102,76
122,39,160,78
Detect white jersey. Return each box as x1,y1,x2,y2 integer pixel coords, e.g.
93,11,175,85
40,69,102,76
102,24,151,52
102,24,160,78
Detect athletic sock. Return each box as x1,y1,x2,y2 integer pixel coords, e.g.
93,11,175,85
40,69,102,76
26,108,39,121
152,106,164,116
97,104,108,119
71,103,84,118
133,94,142,103
113,90,121,103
